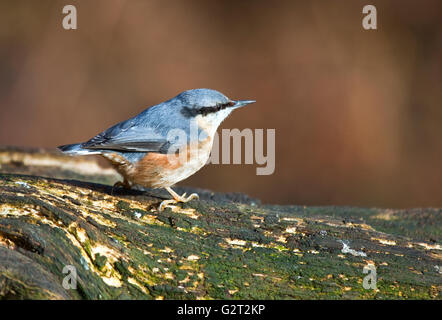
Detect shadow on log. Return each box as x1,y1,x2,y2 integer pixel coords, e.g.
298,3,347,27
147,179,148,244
0,146,440,299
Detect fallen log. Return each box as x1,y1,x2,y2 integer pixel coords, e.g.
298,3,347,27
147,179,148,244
0,147,440,299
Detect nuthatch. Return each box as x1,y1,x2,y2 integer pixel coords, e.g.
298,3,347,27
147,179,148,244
58,89,255,211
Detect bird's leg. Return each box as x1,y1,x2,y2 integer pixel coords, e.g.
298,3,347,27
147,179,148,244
111,178,131,195
158,187,199,211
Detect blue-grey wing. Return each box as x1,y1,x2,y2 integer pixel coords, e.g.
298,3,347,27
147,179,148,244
82,116,172,153
81,101,197,153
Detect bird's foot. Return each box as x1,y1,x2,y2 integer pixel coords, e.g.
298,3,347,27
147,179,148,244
111,180,131,195
159,188,199,212
173,192,200,203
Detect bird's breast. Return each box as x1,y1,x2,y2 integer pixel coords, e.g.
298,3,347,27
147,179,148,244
122,136,214,188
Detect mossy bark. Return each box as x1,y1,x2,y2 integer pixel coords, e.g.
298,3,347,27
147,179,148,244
0,147,440,299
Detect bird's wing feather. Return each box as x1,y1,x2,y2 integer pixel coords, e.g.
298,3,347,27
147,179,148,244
82,117,173,153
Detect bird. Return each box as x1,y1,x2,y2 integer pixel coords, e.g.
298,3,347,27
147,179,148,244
58,88,255,211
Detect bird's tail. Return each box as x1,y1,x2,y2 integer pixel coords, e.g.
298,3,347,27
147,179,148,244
57,143,101,155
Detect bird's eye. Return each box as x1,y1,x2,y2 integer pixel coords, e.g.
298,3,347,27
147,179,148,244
226,101,235,107
216,101,235,109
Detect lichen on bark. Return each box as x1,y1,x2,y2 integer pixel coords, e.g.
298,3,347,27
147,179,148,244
0,147,440,299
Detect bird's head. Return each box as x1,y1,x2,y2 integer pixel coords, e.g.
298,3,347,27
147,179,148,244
177,89,255,135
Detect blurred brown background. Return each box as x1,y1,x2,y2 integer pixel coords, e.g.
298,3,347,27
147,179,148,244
0,0,441,208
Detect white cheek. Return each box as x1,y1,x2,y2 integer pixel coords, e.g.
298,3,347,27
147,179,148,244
208,109,233,128
194,109,234,137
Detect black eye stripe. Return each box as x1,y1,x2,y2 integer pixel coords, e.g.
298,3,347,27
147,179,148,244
199,101,235,114
181,101,235,117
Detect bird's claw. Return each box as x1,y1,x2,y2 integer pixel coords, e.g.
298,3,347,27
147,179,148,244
111,181,129,195
158,192,199,212
180,193,199,202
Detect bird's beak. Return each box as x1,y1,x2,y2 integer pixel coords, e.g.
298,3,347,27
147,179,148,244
233,100,256,108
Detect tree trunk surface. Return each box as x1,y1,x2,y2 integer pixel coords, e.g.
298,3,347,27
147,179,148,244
0,146,440,299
